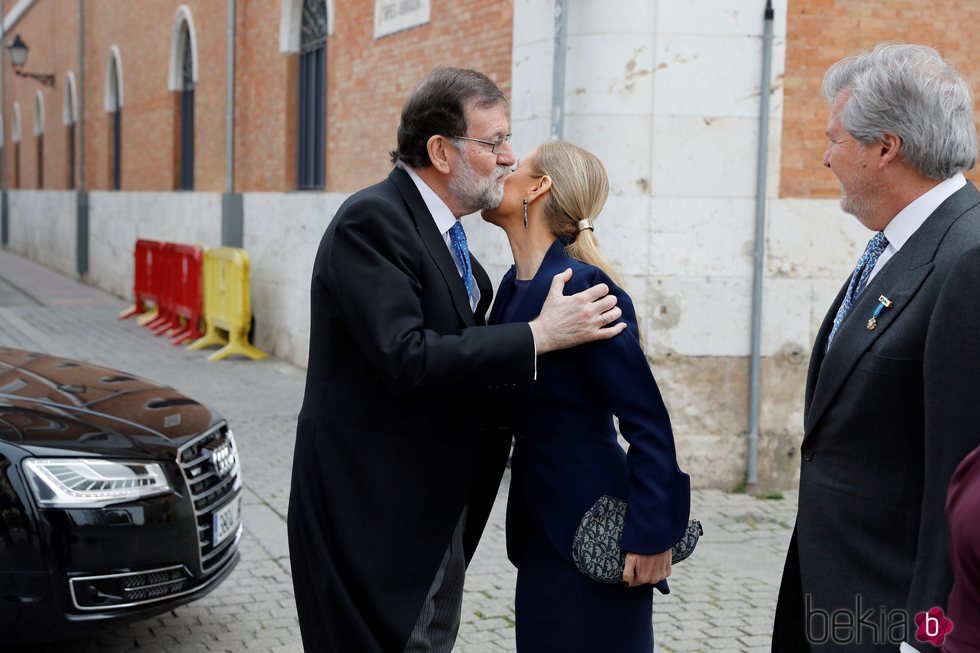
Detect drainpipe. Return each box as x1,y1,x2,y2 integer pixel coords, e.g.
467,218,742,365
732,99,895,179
549,0,567,140
221,0,242,247
747,0,774,493
1,7,7,247
77,0,84,192
226,0,235,194
76,0,88,276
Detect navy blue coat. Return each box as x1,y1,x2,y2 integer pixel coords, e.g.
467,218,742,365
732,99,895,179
489,240,691,577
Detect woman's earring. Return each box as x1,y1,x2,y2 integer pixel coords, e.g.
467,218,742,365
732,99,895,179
523,198,529,230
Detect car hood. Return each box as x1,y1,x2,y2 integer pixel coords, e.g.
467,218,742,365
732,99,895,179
0,348,222,458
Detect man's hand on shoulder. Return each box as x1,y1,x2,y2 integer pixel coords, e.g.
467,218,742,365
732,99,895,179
529,268,626,354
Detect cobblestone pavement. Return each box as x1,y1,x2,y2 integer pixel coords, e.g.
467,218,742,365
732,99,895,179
0,249,796,652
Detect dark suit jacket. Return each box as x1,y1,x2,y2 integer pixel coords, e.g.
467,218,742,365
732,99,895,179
945,442,980,653
287,167,535,653
773,183,980,652
489,240,690,578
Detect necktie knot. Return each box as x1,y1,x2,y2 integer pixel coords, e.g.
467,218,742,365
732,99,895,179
448,221,475,301
827,231,889,348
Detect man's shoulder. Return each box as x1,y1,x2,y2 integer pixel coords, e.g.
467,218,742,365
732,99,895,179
323,173,416,239
937,200,980,261
946,240,980,278
336,174,407,219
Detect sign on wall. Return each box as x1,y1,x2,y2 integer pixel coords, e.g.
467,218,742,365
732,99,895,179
375,0,430,38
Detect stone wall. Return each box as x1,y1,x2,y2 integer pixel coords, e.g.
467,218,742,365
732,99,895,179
86,191,223,299
6,191,77,277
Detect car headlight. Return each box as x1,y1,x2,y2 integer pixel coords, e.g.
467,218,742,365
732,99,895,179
23,459,172,508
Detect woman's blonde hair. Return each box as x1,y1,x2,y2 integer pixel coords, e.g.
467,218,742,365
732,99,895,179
529,140,624,287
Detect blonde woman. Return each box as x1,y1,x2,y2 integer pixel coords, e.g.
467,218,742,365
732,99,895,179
482,141,691,651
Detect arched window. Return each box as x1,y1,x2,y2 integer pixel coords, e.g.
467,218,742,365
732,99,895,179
64,72,78,189
12,103,21,189
105,46,124,190
297,0,327,190
34,91,44,189
170,7,197,191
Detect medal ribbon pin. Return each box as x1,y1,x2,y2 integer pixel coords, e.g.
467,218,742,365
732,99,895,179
867,295,893,330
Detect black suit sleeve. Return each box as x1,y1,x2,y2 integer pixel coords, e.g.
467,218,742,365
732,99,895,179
907,244,980,628
324,195,535,397
574,268,691,555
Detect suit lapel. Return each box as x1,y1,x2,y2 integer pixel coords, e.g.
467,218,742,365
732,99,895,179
804,279,847,420
804,265,932,435
804,183,980,436
388,168,476,327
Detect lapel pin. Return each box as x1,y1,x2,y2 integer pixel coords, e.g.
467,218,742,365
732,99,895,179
867,295,893,331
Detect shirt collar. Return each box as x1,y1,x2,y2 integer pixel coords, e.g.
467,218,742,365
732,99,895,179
399,163,458,236
884,172,966,251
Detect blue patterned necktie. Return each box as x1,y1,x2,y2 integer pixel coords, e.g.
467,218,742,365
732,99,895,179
448,221,475,301
826,231,889,349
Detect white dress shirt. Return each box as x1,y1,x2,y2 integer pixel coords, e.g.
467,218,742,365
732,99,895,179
867,172,966,285
402,165,481,312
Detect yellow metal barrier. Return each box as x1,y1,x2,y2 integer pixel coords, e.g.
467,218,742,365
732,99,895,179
188,247,268,361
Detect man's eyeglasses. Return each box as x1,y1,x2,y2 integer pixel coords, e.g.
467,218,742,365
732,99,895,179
450,133,512,155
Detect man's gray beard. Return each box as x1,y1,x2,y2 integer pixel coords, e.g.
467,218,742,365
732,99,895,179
450,156,505,213
840,187,881,226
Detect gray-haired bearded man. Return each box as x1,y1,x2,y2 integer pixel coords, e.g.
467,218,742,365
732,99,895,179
773,43,980,653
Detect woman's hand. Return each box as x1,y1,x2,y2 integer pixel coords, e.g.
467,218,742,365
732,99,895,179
622,549,671,588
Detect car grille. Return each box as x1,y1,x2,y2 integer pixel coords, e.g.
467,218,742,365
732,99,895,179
123,567,188,601
70,565,191,610
176,423,242,575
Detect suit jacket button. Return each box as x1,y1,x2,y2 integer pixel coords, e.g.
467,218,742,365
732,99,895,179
802,448,814,462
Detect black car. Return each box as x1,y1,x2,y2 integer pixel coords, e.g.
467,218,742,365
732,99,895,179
0,348,242,643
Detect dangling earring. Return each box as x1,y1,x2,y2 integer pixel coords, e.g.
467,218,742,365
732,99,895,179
523,198,529,230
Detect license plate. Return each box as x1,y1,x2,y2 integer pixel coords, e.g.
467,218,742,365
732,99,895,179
212,496,241,547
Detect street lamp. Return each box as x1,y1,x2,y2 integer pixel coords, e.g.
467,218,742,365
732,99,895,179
7,34,54,88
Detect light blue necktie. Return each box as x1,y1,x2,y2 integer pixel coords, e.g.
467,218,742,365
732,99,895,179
448,221,474,301
826,231,889,349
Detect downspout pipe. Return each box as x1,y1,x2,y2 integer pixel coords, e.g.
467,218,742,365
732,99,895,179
78,0,84,192
747,0,774,493
226,0,235,193
76,0,87,276
1,7,7,246
221,0,242,247
549,0,567,141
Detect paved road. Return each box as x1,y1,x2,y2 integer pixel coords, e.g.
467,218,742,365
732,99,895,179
0,249,796,652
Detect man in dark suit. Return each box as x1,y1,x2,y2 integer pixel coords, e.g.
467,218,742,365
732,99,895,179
773,44,980,652
287,68,627,653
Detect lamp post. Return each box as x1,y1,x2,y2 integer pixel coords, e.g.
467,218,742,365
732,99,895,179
7,35,54,88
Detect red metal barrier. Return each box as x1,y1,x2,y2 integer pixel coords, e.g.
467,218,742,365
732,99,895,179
118,239,164,320
168,244,205,346
123,240,205,346
145,244,178,334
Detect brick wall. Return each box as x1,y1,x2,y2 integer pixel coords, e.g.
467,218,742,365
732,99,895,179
1,0,512,193
325,0,512,191
780,0,980,198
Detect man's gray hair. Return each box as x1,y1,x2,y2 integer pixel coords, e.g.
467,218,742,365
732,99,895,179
823,43,977,180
